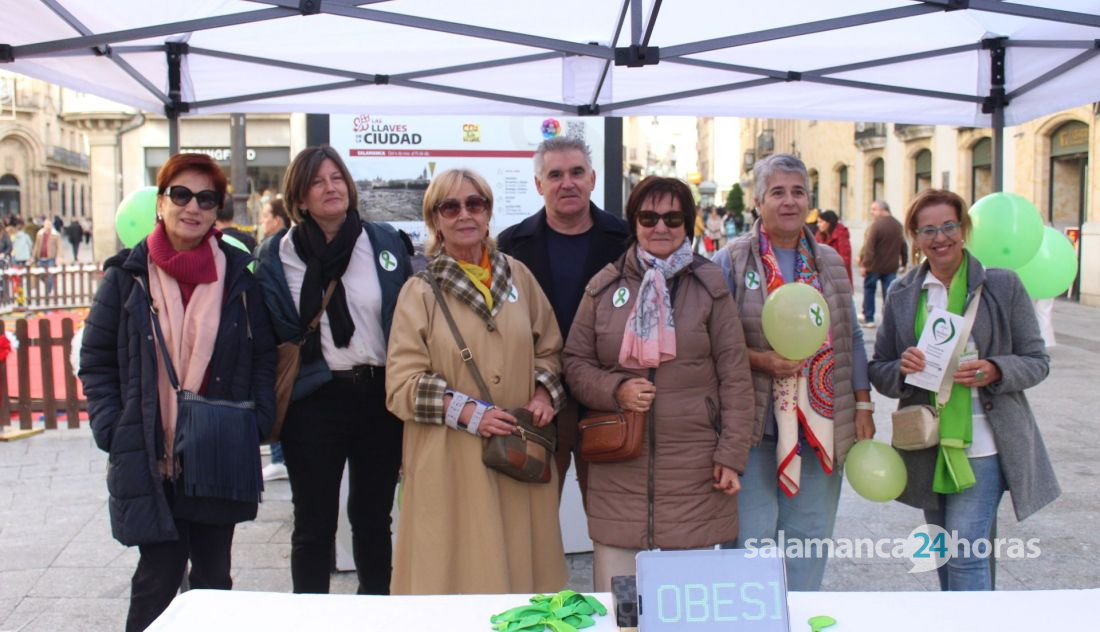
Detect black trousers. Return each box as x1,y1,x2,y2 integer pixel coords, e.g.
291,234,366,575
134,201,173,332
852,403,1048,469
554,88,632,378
126,516,235,632
281,367,403,594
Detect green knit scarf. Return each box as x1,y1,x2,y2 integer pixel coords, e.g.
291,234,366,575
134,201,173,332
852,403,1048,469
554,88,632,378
915,257,976,494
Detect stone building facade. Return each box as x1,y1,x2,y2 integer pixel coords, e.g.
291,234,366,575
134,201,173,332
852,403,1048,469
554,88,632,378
737,108,1098,304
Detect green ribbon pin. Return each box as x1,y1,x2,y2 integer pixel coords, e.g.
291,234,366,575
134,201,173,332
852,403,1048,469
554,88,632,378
809,304,824,327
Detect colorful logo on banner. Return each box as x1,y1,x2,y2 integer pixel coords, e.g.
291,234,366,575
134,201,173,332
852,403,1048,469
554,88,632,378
462,123,481,143
541,118,561,139
352,115,422,145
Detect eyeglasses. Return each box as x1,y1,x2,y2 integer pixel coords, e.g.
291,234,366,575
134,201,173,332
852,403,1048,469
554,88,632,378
916,221,961,241
435,195,489,219
636,210,686,228
165,185,220,211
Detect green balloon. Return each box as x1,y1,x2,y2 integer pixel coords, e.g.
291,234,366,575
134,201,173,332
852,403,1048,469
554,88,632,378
220,234,257,273
967,192,1043,269
845,440,907,502
1016,226,1078,299
115,186,158,247
761,283,830,360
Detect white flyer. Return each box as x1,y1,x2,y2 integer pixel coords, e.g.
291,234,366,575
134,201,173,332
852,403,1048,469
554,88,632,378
904,307,969,392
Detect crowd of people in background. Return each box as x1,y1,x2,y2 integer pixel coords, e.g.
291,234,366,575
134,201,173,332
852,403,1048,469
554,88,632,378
70,141,1058,630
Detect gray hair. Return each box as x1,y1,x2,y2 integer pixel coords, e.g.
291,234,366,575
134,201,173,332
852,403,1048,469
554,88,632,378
873,199,891,214
533,136,593,177
753,153,809,200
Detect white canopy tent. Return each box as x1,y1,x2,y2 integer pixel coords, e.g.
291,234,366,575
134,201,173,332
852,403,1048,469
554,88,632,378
4,0,1100,187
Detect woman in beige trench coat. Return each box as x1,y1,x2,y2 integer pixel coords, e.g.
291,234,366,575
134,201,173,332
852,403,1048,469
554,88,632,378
385,168,568,595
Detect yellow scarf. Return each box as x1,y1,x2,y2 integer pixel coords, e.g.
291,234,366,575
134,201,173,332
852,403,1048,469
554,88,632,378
456,248,493,311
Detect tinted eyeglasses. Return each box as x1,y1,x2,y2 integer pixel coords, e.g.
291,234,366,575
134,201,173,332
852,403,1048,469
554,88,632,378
636,210,686,228
916,221,961,241
435,195,489,219
165,185,220,211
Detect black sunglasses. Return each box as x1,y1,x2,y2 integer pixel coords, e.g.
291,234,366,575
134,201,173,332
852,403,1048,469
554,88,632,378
636,210,686,228
165,185,220,211
435,195,489,219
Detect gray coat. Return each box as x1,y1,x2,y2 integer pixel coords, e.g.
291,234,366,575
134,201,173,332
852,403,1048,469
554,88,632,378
868,252,1060,520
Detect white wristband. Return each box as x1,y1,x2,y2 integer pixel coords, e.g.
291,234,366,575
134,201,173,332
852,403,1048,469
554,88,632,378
467,402,493,436
445,391,470,429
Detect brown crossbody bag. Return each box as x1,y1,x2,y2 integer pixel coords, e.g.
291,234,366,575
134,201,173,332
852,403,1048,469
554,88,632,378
422,272,556,484
267,279,338,443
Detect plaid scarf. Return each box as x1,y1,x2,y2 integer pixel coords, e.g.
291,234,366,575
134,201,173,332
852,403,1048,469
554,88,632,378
425,247,512,326
759,228,836,497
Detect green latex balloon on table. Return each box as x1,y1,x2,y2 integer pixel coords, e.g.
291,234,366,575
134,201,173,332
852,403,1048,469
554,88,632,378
115,186,159,247
1015,226,1078,299
761,283,830,360
844,440,907,502
967,192,1043,269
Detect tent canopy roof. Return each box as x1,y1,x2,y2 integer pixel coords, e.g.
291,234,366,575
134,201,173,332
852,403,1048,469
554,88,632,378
4,0,1100,126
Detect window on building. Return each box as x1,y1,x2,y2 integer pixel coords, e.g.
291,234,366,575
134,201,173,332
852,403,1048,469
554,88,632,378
971,138,992,203
1048,120,1089,299
837,165,848,218
914,149,932,193
60,181,66,215
872,158,885,202
0,174,20,219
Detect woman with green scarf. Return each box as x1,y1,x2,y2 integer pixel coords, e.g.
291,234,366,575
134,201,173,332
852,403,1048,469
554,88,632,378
869,188,1059,591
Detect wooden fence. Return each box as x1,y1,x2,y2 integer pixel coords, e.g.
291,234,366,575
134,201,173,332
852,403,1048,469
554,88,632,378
0,263,101,315
1,317,86,429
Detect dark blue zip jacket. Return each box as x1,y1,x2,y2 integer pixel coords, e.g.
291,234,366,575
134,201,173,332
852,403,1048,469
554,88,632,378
79,239,276,546
255,221,412,401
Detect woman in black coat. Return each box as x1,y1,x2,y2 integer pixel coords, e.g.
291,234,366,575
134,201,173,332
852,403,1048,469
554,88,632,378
80,153,275,632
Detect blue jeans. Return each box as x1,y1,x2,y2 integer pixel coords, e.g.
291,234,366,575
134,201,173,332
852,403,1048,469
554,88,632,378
923,455,1006,591
862,271,896,321
36,257,55,294
728,437,844,591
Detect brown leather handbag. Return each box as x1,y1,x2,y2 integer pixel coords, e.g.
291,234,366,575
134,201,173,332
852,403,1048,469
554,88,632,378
268,280,337,444
423,272,556,484
579,409,645,463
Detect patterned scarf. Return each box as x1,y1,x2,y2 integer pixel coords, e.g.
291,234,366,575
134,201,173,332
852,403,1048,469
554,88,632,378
618,240,694,369
426,247,512,326
759,228,836,497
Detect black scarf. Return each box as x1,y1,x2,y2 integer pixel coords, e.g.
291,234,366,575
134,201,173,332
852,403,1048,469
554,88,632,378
292,211,361,362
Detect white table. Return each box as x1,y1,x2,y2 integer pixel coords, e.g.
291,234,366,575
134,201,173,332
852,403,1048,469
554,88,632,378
148,588,1100,631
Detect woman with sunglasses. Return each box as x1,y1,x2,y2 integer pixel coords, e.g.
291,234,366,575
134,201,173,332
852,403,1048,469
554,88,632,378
562,176,755,590
385,168,568,594
80,153,276,631
255,145,411,595
869,188,1058,591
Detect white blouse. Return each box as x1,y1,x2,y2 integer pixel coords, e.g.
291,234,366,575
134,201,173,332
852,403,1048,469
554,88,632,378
280,227,387,370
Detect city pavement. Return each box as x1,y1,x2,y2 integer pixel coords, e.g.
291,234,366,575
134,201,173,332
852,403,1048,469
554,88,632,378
2,298,1099,631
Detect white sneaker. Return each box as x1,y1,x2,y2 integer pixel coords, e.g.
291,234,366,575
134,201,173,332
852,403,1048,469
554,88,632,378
262,462,289,481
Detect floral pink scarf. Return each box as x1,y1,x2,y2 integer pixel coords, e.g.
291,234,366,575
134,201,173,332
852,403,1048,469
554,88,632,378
618,240,694,369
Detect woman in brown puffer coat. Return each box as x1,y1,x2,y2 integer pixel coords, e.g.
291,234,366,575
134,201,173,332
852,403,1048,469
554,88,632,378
563,176,755,592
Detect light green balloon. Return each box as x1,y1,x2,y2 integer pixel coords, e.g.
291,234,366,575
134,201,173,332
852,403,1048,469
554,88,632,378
220,234,257,273
1016,226,1078,299
967,192,1043,269
761,283,830,360
845,440,907,502
115,186,159,248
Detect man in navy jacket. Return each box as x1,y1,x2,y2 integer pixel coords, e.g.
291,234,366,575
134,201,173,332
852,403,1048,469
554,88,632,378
497,136,628,505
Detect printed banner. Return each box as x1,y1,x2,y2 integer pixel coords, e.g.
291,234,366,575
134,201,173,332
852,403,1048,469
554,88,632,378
329,114,606,244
